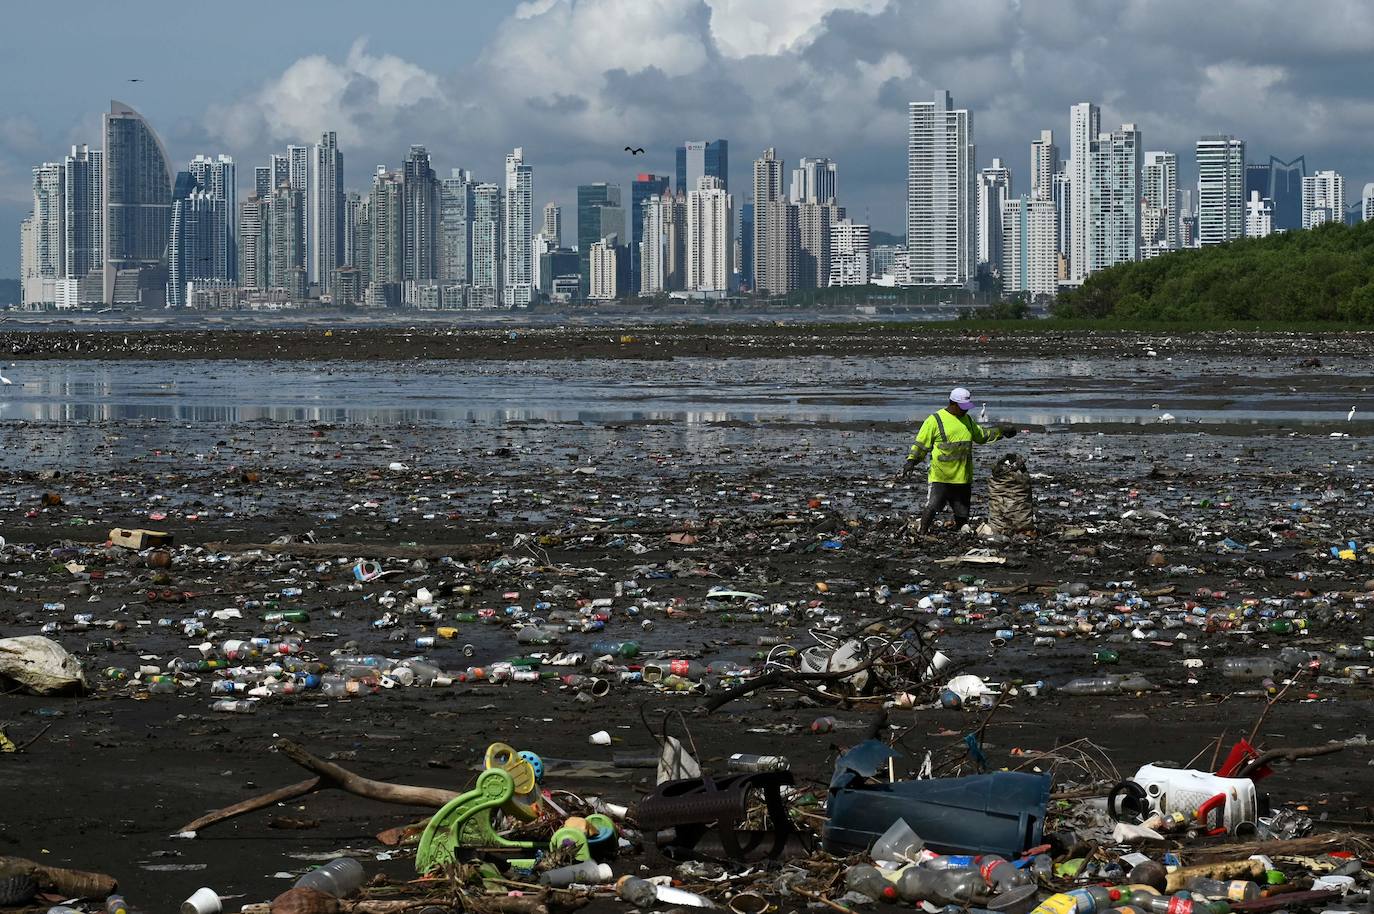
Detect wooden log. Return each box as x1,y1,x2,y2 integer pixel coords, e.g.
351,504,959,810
176,777,323,835
0,856,117,899
277,739,462,807
1165,859,1265,892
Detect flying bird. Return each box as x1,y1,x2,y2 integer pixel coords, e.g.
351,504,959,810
624,146,645,155
128,78,143,82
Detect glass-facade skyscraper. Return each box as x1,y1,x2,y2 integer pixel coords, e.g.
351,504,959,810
102,100,172,306
630,173,669,294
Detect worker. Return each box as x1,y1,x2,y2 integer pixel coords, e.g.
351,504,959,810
900,387,1017,534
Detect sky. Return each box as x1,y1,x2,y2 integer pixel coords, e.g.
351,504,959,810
3,0,1373,278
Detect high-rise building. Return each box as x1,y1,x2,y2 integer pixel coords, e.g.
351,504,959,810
30,162,65,303
1302,170,1344,229
254,166,272,200
630,173,669,293
267,182,306,299
270,154,289,192
686,175,732,293
502,147,534,306
577,183,622,298
1141,151,1178,257
369,168,404,289
287,144,311,282
828,219,871,287
1245,163,1271,213
751,148,784,292
62,145,102,281
168,171,228,307
798,201,843,289
588,234,620,301
763,198,800,294
1088,125,1142,271
471,182,501,304
238,195,268,290
1196,135,1246,246
977,158,1012,273
353,195,372,289
1001,195,1058,297
676,139,728,194
1265,156,1306,231
739,202,753,287
311,133,343,292
102,101,172,306
1052,171,1071,263
542,202,561,247
907,90,976,285
188,154,236,279
640,192,667,295
1067,102,1100,281
19,216,36,306
1030,130,1058,201
790,157,837,205
1245,191,1274,238
402,145,439,283
343,191,362,269
1363,183,1374,223
439,169,474,285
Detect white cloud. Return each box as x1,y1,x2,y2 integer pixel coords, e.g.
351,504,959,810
703,0,890,57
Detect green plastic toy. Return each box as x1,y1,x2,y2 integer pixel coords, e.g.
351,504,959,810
415,767,537,874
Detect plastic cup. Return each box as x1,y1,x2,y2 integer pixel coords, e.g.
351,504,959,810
181,888,221,914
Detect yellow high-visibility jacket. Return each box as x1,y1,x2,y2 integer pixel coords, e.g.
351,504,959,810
907,407,1004,484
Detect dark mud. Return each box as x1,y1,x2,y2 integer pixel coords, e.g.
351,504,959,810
0,335,1373,909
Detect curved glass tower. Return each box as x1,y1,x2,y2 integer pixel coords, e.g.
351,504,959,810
102,100,172,306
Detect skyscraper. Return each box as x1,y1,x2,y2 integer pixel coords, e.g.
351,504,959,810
268,182,306,299
254,166,272,200
1067,102,1100,281
828,219,871,287
288,144,311,282
343,191,362,269
977,158,1012,272
471,182,501,305
1142,151,1178,257
270,154,289,192
588,235,620,300
640,192,667,294
1363,183,1374,223
1030,130,1058,201
790,158,838,205
102,101,172,306
1088,124,1142,271
30,162,64,302
311,132,343,292
1001,195,1058,297
502,147,534,306
168,171,228,307
1302,170,1344,228
751,148,784,292
238,195,268,290
763,198,800,294
402,145,438,282
1267,156,1306,231
676,139,728,194
798,201,843,289
630,173,669,293
907,90,976,285
542,202,562,247
686,175,732,293
577,183,622,298
439,169,474,285
739,202,753,287
1196,135,1245,246
1052,172,1071,270
62,145,102,281
369,168,404,290
189,154,236,279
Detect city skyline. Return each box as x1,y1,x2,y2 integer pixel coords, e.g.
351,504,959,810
4,0,1374,278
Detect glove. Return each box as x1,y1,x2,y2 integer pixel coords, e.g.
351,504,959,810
898,459,916,480
1000,426,1019,438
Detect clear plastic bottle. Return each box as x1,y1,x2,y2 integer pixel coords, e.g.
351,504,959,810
1184,878,1259,903
106,896,130,914
1219,658,1286,679
1058,676,1122,696
210,699,256,714
293,858,364,898
726,753,789,772
844,865,898,902
539,860,613,887
979,855,1032,892
895,865,988,905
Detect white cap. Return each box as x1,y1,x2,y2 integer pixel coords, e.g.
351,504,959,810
949,387,976,410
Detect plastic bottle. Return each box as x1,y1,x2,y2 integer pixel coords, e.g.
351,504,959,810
726,753,789,772
1093,649,1120,665
845,865,899,902
895,865,988,904
293,858,365,898
590,640,639,658
1058,676,1122,696
1220,657,1287,679
539,860,613,888
1184,878,1259,903
210,700,256,714
1140,895,1229,914
106,895,130,914
979,855,1032,892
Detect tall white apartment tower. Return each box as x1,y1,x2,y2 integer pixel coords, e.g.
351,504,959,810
287,144,312,283
1068,102,1100,281
1141,150,1178,258
502,147,534,306
311,133,342,291
1030,130,1058,201
1302,170,1344,229
751,148,784,291
1088,125,1142,272
828,219,871,287
1196,136,1245,245
790,157,838,204
907,90,976,285
686,175,733,293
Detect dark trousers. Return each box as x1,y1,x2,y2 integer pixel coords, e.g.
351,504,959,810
920,482,972,533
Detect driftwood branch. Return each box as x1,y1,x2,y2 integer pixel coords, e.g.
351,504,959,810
0,856,116,899
1236,743,1345,779
204,540,500,561
177,776,323,834
174,740,463,836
